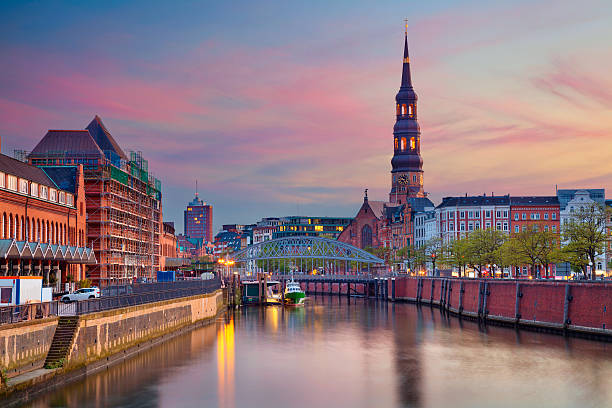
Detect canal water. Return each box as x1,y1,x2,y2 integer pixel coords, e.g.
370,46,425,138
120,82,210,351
26,297,612,408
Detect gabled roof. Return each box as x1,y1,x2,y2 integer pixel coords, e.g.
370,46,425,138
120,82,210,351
86,116,127,160
30,130,104,158
41,166,78,193
0,153,58,188
366,200,386,219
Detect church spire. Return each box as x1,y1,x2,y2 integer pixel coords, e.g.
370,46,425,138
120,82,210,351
401,20,412,89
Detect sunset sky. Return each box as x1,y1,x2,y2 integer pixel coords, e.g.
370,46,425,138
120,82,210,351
1,0,611,233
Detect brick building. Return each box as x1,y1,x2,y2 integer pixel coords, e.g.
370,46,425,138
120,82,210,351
0,151,95,286
28,116,162,286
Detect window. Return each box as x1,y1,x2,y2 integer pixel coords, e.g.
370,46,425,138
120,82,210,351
544,225,549,231
49,189,57,202
401,137,407,151
496,211,501,218
468,211,473,218
448,212,454,219
486,222,491,229
485,210,491,218
522,213,526,220
67,194,74,206
408,104,414,117
0,172,4,188
460,222,465,231
394,138,398,150
410,137,416,150
468,222,474,231
503,222,508,231
475,212,480,218
503,210,508,218
460,211,465,218
552,213,557,220
413,175,417,183
396,104,401,116
552,225,556,232
496,222,501,230
475,222,480,229
30,183,38,198
514,213,519,221
1,287,12,304
59,192,66,205
522,226,527,232
544,213,548,220
7,175,17,191
515,225,519,233
19,179,28,194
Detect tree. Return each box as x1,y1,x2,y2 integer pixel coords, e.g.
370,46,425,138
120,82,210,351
536,228,563,278
446,237,470,277
500,238,527,278
464,228,507,277
562,203,610,279
424,237,442,276
511,226,543,278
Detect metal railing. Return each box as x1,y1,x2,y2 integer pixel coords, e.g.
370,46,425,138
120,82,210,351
0,278,221,325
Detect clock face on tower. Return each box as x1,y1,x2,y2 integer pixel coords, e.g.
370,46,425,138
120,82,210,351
398,175,410,185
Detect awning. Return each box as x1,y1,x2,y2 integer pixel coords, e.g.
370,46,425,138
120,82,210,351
0,239,97,264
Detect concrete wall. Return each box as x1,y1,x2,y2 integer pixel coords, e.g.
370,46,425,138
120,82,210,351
0,317,58,376
66,290,223,368
391,277,612,338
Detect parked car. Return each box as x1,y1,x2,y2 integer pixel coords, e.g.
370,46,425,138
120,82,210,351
61,287,100,303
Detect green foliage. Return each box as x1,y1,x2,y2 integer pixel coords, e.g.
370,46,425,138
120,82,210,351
44,358,65,369
562,203,610,279
0,368,7,387
78,278,92,288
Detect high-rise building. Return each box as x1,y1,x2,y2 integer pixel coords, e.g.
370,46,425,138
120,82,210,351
184,192,212,243
28,116,162,286
389,26,425,203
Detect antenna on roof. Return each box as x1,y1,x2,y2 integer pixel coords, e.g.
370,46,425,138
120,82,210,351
195,179,198,197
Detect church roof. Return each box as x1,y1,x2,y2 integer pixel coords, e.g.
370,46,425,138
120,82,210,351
405,197,435,213
366,200,386,219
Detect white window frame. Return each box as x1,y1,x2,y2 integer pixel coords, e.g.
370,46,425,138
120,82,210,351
41,186,48,200
30,182,38,198
0,172,4,188
515,225,519,233
552,213,557,220
496,211,501,218
514,213,519,221
7,175,17,191
19,179,28,194
59,191,66,205
503,210,508,218
503,222,508,231
49,188,57,202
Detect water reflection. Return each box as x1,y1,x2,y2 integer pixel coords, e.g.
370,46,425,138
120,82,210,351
25,297,612,408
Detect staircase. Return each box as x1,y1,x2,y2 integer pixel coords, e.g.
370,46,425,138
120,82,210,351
44,316,80,369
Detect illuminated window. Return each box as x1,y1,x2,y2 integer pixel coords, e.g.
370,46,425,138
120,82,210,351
394,138,398,150
401,137,406,151
410,137,415,150
314,225,323,231
401,104,407,115
396,104,401,115
409,104,414,117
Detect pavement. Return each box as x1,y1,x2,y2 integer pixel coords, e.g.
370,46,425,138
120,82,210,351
6,368,57,388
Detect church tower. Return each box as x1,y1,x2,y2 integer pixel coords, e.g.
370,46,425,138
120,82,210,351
389,25,424,204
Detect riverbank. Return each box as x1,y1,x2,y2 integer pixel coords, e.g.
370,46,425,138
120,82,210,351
1,289,224,406
390,277,612,340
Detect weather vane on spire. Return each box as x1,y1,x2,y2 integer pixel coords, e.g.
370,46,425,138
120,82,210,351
404,18,408,35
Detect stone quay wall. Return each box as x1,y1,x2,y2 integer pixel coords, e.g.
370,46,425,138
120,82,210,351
0,317,58,376
390,277,612,338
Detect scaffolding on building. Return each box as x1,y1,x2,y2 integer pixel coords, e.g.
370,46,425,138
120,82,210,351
28,149,162,286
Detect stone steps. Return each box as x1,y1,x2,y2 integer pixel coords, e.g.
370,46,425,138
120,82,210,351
44,316,80,368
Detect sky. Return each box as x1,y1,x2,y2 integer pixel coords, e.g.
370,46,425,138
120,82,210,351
1,0,611,234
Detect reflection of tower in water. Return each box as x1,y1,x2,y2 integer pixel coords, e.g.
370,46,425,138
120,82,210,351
392,304,423,407
217,315,236,408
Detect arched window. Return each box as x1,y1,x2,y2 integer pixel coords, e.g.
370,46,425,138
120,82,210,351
361,225,373,249
394,138,399,150
14,215,18,239
7,214,12,239
410,137,416,150
1,213,4,239
20,216,24,240
401,104,407,115
396,104,401,116
409,104,414,117
401,137,407,151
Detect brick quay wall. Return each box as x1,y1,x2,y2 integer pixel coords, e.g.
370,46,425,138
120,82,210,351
390,277,611,339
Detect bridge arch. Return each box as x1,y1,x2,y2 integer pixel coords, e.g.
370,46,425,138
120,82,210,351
232,236,384,276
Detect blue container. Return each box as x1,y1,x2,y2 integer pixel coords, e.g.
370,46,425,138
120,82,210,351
156,271,176,282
